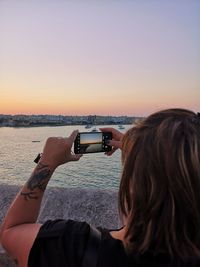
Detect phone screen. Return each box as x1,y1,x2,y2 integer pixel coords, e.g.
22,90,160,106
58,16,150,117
74,132,112,154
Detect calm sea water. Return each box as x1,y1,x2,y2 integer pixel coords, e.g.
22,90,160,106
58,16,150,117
0,125,130,190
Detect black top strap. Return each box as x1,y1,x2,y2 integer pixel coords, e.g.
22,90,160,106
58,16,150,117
82,225,102,267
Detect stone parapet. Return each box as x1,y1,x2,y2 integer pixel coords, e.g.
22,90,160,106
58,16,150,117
0,184,119,267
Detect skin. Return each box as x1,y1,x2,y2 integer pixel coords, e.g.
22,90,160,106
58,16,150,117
100,127,123,155
0,128,124,267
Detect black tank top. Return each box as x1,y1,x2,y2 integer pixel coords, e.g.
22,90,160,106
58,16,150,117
28,219,200,267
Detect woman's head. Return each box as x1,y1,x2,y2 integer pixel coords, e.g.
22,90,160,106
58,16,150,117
119,108,200,260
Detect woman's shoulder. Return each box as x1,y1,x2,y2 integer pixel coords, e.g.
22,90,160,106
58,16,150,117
36,219,92,241
28,219,91,267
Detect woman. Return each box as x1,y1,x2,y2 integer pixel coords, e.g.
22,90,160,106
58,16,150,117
0,108,200,267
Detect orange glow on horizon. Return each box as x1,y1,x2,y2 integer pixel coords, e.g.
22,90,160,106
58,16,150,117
0,97,147,116
1,101,199,117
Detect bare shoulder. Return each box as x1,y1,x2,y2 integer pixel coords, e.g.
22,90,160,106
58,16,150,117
1,223,42,267
109,227,126,241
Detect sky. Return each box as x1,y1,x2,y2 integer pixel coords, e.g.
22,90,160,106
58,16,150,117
0,0,199,116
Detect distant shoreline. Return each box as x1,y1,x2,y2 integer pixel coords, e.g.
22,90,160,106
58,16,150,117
0,122,133,128
0,114,143,128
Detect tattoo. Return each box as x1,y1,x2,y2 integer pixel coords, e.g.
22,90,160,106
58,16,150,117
21,162,51,201
27,163,51,191
21,191,38,201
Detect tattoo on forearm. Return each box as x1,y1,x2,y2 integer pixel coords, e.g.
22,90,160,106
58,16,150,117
20,191,38,201
27,163,51,191
20,162,51,201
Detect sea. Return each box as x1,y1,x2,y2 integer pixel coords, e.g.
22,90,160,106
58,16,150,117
0,125,130,190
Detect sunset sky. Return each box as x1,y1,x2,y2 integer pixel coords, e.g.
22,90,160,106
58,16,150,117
0,0,199,116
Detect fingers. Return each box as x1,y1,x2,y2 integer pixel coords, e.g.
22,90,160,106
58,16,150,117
61,130,79,144
100,127,123,141
100,127,120,135
100,127,113,132
108,140,122,149
68,130,78,143
105,147,118,156
70,154,83,161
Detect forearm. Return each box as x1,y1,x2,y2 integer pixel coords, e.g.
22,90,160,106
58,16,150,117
0,132,81,240
0,162,54,234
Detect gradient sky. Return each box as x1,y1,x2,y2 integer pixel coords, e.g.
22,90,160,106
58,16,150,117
0,0,199,116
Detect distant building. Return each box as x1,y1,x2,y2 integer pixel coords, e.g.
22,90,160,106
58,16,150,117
0,114,143,127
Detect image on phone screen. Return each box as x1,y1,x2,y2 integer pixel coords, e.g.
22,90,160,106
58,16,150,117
74,132,112,154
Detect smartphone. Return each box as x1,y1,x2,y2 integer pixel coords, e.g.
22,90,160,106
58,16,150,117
74,132,112,154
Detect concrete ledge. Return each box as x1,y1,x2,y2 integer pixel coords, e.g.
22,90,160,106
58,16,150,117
0,244,16,267
0,184,119,267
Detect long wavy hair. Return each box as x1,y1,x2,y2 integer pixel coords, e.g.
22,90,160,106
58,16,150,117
119,108,200,261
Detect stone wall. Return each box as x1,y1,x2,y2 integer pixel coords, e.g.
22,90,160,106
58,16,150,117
0,184,119,267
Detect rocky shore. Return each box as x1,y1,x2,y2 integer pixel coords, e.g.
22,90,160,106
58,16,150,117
0,184,119,267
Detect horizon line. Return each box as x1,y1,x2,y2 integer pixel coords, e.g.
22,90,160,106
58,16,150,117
0,113,143,118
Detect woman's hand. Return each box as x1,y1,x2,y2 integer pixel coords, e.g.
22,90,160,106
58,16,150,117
39,130,82,170
100,127,124,156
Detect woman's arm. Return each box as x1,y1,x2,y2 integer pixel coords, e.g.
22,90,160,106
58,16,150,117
0,131,82,267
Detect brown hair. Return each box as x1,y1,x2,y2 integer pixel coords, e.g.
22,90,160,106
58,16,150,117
119,108,200,260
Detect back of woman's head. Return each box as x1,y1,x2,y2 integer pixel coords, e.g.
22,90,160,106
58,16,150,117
119,108,200,261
